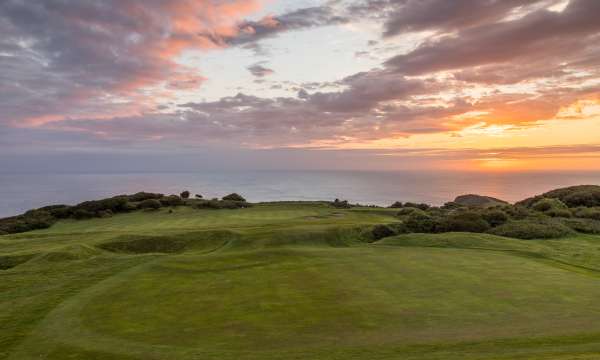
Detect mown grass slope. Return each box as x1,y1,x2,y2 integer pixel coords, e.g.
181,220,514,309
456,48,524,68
3,202,600,359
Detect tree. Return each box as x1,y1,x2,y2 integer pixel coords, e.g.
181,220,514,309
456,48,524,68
195,194,203,199
180,191,190,199
222,193,246,202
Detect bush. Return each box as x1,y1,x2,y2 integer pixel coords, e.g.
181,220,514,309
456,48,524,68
180,191,190,199
439,211,491,233
561,218,600,234
97,210,113,218
128,192,164,202
389,201,403,208
74,196,129,214
501,205,531,220
546,208,572,218
563,190,600,207
222,193,246,202
371,225,396,241
73,209,95,220
194,199,251,210
482,209,509,227
573,207,600,220
137,199,162,210
195,194,203,199
160,195,184,207
404,202,430,211
405,212,438,233
532,198,568,212
488,219,574,239
331,199,351,209
396,207,424,216
442,202,464,210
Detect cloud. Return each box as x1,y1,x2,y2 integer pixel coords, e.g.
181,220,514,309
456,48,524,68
384,0,600,76
247,63,275,77
219,6,349,46
0,0,262,126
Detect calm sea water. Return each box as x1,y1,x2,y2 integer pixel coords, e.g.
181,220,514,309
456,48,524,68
1,170,600,218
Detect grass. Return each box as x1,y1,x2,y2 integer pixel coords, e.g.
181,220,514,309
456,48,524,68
3,202,600,359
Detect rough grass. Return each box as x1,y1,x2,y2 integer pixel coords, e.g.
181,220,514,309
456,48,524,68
3,203,600,359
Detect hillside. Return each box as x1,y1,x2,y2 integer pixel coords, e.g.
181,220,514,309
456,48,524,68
2,189,600,359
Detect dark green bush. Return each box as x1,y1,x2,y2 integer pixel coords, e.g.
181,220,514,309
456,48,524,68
180,191,190,199
404,202,430,211
405,212,438,233
488,219,574,239
439,211,491,233
532,198,568,212
396,207,424,216
97,210,113,218
73,209,95,220
573,207,600,220
561,218,600,234
546,208,572,218
137,199,162,210
482,209,509,227
223,193,246,202
371,225,396,240
331,199,352,209
389,201,403,208
501,205,532,220
194,199,251,210
128,192,164,202
74,196,129,214
160,195,184,207
563,190,600,207
195,194,203,199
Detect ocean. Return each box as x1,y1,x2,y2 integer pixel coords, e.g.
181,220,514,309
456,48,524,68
1,170,600,218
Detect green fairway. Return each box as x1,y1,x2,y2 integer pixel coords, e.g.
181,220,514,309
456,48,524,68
3,203,600,359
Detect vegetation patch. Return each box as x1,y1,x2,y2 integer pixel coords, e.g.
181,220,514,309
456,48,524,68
97,231,238,254
488,218,575,240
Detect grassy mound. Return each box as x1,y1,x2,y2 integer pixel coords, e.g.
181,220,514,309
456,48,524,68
0,253,36,270
98,230,238,254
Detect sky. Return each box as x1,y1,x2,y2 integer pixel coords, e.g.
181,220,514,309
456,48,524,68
1,0,599,172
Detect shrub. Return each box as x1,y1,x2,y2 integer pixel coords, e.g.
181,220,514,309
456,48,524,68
482,209,509,227
396,207,424,216
128,192,164,202
488,219,574,239
73,209,95,220
442,202,464,210
194,199,251,210
563,190,600,207
97,210,113,218
405,212,438,233
74,196,129,214
573,207,600,220
222,193,246,202
0,230,7,236
439,211,490,233
195,194,203,199
532,198,568,212
546,208,572,218
404,202,430,211
160,195,184,207
137,199,162,210
180,191,190,199
389,201,403,208
561,218,600,234
371,224,397,241
331,199,352,209
501,205,531,220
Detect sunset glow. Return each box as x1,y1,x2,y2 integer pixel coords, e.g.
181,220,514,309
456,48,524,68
1,0,599,170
